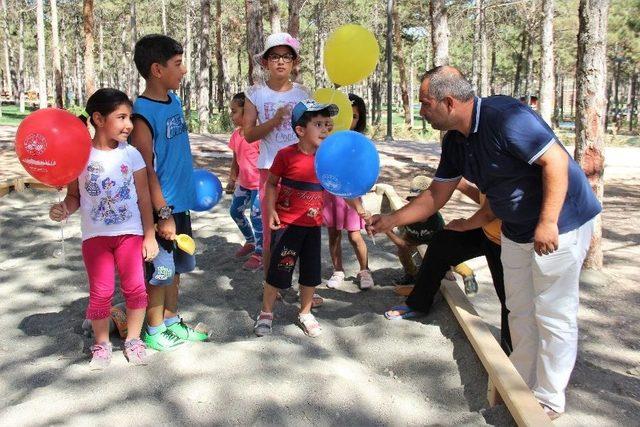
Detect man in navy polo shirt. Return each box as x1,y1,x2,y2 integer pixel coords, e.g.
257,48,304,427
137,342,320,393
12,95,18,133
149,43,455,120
370,66,601,418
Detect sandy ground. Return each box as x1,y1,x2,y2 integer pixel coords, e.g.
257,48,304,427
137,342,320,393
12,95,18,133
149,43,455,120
0,126,639,425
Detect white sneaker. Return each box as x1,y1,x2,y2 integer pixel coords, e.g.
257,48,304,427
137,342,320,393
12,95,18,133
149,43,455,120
326,271,345,288
358,269,374,289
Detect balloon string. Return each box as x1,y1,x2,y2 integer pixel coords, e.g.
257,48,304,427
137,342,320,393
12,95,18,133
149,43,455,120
57,191,66,263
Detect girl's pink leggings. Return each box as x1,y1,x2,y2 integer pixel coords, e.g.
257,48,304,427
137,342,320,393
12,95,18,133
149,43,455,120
82,235,148,320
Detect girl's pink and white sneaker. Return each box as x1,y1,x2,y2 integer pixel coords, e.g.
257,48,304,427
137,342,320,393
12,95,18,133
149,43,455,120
243,253,263,271
235,243,255,258
358,270,374,289
326,271,345,289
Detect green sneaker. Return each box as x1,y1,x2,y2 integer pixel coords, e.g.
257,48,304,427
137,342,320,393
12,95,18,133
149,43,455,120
166,318,209,342
143,324,186,351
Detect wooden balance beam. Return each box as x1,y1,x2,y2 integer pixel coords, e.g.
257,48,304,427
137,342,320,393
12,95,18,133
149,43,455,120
374,183,551,427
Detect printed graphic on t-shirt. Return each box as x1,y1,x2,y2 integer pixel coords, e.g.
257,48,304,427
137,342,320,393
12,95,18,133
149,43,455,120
264,101,298,144
166,114,188,139
84,160,134,225
276,186,323,221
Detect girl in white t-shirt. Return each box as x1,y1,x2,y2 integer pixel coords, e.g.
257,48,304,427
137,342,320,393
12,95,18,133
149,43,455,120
243,32,310,274
49,88,158,369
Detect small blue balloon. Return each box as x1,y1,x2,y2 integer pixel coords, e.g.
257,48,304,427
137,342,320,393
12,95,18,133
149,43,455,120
315,130,380,198
192,168,223,211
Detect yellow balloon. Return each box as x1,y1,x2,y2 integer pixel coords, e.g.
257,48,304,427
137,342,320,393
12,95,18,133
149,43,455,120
313,88,353,133
324,24,380,86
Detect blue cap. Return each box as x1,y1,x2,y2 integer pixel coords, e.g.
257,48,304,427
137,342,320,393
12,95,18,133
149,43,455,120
291,99,339,129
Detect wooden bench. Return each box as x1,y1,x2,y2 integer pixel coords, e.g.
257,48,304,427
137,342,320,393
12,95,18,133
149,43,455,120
0,177,56,198
374,183,551,427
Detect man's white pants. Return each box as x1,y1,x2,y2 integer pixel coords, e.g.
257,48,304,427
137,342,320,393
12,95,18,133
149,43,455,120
501,219,594,413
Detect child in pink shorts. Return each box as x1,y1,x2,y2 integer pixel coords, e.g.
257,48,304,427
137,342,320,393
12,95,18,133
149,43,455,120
323,94,374,289
49,89,157,369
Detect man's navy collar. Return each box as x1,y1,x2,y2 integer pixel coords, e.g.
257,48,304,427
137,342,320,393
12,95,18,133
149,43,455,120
471,96,482,134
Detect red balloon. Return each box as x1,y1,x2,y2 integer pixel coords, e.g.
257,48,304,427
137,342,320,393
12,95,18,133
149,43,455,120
15,108,92,188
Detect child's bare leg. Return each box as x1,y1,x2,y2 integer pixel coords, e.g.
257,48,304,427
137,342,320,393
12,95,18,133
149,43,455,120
125,308,146,340
146,284,165,327
163,275,180,319
261,282,281,313
328,227,343,272
91,317,110,343
347,230,368,271
299,285,316,315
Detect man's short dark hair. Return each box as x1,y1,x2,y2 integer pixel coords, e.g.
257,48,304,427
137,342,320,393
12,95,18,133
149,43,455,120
293,110,332,135
421,66,474,102
134,34,184,79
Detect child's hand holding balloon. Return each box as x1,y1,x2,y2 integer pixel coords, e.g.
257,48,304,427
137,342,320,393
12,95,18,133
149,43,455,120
49,201,69,222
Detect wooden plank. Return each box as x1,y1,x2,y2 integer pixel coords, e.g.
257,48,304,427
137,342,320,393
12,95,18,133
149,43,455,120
377,183,551,427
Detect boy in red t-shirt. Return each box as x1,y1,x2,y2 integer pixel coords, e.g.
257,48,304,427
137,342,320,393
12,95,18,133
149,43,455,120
254,100,338,338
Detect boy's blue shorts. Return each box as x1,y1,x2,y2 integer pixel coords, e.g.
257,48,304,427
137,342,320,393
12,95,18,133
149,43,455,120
145,211,196,286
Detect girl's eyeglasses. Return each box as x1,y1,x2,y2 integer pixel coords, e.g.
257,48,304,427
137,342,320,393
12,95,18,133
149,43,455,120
267,53,295,63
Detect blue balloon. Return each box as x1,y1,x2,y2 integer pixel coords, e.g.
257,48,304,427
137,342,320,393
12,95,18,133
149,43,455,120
192,168,223,211
315,130,380,198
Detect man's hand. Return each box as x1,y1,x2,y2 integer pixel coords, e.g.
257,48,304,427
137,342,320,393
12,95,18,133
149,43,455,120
445,218,469,232
534,221,559,256
157,216,177,241
369,213,397,235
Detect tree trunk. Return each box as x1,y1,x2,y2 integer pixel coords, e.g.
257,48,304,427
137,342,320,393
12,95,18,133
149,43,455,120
75,26,83,106
490,46,496,95
129,2,138,97
267,0,281,33
429,0,449,67
574,0,609,270
513,31,526,97
36,0,47,108
539,0,555,124
392,1,411,126
161,0,168,34
215,0,224,111
120,12,128,94
629,69,637,131
184,0,193,124
198,0,211,133
98,20,104,88
51,0,64,108
479,4,489,97
1,0,12,100
312,5,324,89
83,0,96,98
559,74,564,120
245,0,264,86
604,73,612,131
613,59,621,133
472,0,481,92
17,10,24,112
288,0,302,39
524,33,534,101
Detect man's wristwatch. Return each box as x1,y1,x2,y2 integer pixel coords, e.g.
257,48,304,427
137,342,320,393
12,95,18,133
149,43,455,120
156,205,173,220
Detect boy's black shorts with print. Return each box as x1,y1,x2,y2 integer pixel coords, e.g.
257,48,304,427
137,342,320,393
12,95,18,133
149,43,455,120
266,224,321,290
